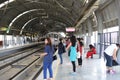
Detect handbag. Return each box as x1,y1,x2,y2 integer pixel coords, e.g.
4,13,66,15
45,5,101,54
112,60,119,66
77,52,80,58
53,55,57,61
62,46,66,53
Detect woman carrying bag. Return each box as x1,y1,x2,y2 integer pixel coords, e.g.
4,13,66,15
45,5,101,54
40,37,54,80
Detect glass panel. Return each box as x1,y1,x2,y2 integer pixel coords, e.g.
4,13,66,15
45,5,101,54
111,32,118,43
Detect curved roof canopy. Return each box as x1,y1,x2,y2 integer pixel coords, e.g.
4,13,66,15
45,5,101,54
0,0,97,35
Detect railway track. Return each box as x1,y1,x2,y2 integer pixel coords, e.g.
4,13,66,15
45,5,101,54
0,45,44,80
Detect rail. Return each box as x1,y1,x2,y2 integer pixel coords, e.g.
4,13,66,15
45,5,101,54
0,47,43,70
9,49,58,80
9,57,43,80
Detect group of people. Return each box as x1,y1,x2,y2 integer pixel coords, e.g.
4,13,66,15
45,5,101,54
66,36,84,75
39,35,120,80
40,36,85,80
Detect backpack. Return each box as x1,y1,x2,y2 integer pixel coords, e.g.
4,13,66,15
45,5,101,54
58,42,66,54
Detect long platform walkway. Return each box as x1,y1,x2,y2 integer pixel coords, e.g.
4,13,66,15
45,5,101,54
36,53,120,80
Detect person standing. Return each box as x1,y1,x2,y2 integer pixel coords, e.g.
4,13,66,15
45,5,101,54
58,38,65,64
77,38,84,66
40,37,54,80
66,35,77,75
104,44,119,74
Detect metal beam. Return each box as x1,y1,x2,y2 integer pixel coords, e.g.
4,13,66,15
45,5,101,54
75,0,99,28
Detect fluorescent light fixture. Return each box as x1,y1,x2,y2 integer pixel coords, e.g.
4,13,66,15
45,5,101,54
20,17,38,35
7,9,44,33
0,27,7,31
0,0,15,8
86,0,89,3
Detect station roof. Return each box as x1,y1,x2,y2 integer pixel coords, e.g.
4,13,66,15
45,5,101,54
0,0,97,36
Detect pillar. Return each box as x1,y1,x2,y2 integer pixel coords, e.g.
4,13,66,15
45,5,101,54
3,34,7,48
115,0,120,43
95,10,104,58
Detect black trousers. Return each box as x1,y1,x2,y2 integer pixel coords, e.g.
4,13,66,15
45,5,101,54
78,56,82,65
71,61,76,72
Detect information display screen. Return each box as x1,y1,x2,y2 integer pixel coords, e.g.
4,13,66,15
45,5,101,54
66,27,75,32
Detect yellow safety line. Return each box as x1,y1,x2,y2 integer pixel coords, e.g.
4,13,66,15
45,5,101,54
53,56,59,80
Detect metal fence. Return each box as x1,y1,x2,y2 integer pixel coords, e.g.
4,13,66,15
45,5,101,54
98,31,119,58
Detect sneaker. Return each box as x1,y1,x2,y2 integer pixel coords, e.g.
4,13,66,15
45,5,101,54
106,70,110,73
109,70,116,74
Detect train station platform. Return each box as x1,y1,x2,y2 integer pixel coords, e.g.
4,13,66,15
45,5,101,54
0,42,41,50
36,52,120,80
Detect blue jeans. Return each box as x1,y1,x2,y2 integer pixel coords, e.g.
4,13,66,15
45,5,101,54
104,52,112,67
43,62,53,79
59,53,63,64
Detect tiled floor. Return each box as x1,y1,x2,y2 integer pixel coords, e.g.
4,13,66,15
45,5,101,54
55,53,120,80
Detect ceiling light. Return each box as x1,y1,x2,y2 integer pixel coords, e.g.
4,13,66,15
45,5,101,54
86,0,89,3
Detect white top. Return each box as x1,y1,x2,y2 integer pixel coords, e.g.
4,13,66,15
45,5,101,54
104,44,117,56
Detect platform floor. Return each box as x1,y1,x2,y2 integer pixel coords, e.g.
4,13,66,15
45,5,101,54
36,53,120,80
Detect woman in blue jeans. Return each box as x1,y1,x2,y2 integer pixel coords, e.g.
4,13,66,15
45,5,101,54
40,37,54,80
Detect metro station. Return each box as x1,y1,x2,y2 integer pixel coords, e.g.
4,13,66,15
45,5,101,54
0,0,120,80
